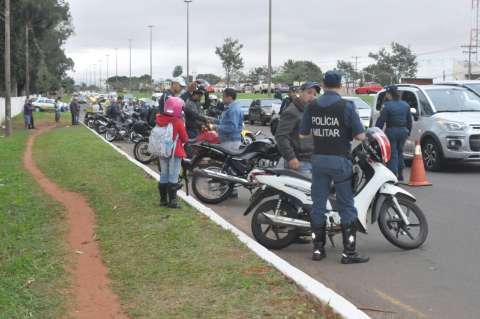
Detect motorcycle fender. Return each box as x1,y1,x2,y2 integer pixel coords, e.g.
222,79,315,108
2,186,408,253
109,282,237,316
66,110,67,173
372,184,416,224
243,187,278,216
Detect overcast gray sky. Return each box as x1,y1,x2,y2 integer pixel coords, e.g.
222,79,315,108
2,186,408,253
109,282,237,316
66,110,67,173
65,0,473,83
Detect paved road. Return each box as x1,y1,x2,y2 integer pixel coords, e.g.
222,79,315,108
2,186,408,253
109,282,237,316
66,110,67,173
112,124,480,319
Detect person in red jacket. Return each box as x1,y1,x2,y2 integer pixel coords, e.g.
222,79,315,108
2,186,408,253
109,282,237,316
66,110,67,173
156,97,189,208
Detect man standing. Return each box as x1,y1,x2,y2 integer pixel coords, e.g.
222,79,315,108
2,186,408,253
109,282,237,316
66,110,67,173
185,89,208,138
279,86,296,115
375,86,412,180
300,71,369,264
70,98,79,125
107,96,123,121
159,77,186,113
181,82,197,102
275,82,319,176
23,99,33,129
218,88,243,152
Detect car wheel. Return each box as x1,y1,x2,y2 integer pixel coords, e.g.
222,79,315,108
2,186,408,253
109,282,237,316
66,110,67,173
421,138,444,171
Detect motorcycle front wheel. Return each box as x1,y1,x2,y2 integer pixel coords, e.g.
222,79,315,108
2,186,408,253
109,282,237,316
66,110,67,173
251,200,299,250
133,140,155,164
105,127,118,142
191,163,233,204
378,195,428,250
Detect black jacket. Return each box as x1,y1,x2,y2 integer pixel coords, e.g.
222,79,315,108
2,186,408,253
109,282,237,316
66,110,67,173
275,97,314,162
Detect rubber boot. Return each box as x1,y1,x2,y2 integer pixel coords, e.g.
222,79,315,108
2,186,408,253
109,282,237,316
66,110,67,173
168,183,181,209
158,183,168,207
340,223,369,264
311,223,327,261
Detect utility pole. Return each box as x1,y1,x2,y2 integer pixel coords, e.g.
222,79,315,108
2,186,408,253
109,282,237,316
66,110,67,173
25,24,30,99
267,0,272,95
352,56,360,90
106,54,109,92
4,0,12,136
462,44,477,79
128,39,132,92
115,48,118,90
98,60,102,90
184,0,192,83
147,25,154,91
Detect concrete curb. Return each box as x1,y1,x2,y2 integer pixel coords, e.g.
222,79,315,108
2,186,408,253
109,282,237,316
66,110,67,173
80,122,370,319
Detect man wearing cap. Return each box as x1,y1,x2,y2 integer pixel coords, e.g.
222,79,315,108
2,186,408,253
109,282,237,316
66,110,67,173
185,89,209,138
299,70,369,264
275,81,319,177
148,76,186,126
375,86,412,180
181,82,198,102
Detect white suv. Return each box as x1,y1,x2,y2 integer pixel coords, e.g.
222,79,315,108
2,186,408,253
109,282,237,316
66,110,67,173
373,84,480,171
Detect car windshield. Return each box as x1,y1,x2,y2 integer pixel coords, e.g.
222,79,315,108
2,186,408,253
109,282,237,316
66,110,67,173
425,88,480,112
465,83,480,94
260,99,281,107
346,98,371,109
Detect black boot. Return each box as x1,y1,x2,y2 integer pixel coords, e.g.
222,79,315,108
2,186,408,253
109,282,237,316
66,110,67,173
311,223,327,261
168,183,181,209
341,223,369,264
158,183,168,207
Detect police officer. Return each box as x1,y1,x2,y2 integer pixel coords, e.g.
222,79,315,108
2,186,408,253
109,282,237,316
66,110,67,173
299,70,369,264
375,86,412,181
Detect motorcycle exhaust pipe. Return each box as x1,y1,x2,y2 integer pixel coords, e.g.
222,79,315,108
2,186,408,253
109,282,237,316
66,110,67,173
263,213,311,229
193,168,253,186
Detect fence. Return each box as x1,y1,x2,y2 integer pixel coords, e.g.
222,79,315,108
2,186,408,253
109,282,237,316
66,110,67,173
0,96,26,125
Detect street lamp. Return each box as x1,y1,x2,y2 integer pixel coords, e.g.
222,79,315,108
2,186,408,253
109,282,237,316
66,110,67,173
267,0,272,95
147,25,154,91
128,39,132,92
185,0,192,83
114,48,118,90
98,59,102,90
106,54,110,92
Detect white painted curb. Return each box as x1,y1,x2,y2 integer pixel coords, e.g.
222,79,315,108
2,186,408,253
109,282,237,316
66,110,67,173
80,122,370,319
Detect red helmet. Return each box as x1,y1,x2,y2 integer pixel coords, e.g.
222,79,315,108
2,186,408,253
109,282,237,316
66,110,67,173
366,127,391,163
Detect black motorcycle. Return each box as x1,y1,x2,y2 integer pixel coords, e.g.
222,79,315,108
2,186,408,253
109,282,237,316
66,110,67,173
104,112,142,143
191,139,281,204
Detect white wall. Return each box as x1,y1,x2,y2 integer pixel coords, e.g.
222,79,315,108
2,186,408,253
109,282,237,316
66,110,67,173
0,96,26,125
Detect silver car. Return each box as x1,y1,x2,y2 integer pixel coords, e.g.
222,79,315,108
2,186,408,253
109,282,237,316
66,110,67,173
373,84,480,171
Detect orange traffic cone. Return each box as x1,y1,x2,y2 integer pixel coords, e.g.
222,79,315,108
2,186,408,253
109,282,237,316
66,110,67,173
408,141,432,187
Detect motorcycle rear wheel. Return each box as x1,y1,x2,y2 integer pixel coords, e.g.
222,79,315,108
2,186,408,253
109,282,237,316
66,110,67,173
133,140,155,164
105,127,117,142
191,163,233,204
251,200,299,250
378,195,428,250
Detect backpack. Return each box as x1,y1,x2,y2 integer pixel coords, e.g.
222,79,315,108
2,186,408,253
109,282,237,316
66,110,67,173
148,123,178,158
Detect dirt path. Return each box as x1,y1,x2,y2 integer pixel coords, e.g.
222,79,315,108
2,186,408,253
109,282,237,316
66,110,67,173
23,125,130,319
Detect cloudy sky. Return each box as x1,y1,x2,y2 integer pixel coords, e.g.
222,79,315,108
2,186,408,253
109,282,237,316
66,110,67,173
65,0,473,84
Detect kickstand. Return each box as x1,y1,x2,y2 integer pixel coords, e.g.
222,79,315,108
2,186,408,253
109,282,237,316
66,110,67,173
328,233,335,247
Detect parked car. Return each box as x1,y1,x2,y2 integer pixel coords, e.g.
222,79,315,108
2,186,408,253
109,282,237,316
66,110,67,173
344,96,373,128
373,84,480,171
237,99,253,120
438,80,480,95
196,79,215,93
355,82,383,95
248,99,282,125
32,97,56,111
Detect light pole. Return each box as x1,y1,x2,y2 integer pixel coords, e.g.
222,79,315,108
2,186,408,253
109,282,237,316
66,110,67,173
106,54,110,92
128,39,132,92
147,25,154,91
267,0,272,95
114,48,118,90
185,0,192,83
98,59,102,90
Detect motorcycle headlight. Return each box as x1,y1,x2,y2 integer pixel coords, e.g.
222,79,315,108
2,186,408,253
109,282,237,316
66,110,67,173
438,120,467,132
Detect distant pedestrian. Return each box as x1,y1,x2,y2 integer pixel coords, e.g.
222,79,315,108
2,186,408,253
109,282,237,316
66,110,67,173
274,88,283,100
54,98,61,124
375,85,412,181
23,99,33,129
279,86,297,115
70,98,80,125
217,88,243,152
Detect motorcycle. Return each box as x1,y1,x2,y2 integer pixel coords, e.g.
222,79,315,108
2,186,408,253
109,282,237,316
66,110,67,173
244,127,428,251
104,112,142,143
191,138,281,204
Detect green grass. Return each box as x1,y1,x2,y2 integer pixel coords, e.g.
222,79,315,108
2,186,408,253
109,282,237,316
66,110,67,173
0,116,67,318
33,125,339,319
358,94,374,106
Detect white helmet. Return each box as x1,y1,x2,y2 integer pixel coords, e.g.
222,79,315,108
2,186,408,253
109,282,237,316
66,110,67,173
209,94,218,101
171,76,186,87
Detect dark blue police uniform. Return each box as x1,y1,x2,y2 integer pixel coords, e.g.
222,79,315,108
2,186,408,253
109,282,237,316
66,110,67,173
375,89,412,178
299,71,369,264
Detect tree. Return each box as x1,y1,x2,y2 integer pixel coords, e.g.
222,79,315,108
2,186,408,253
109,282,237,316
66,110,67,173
0,0,74,96
172,65,183,78
248,66,268,83
274,60,323,84
197,73,222,85
215,38,244,87
336,60,359,92
365,42,417,85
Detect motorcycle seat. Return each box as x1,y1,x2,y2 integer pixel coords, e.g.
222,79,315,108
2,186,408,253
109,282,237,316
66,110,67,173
265,168,311,182
207,144,246,156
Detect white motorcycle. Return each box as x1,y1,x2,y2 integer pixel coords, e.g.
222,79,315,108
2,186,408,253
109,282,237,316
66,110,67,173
244,128,428,251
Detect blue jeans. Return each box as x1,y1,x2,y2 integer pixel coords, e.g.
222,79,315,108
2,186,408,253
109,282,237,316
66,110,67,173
311,155,358,227
386,127,409,176
159,156,182,184
24,115,31,127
